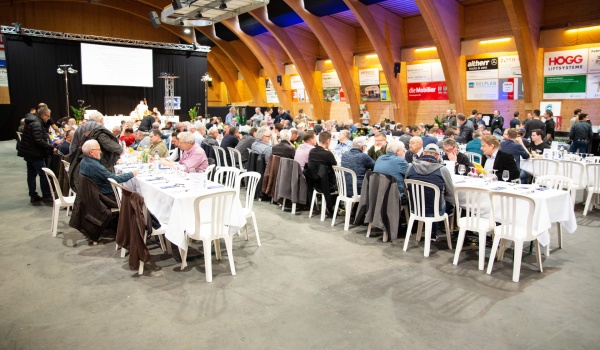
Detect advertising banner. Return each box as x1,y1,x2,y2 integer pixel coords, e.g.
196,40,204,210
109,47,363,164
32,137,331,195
543,49,588,76
407,63,431,82
543,75,587,99
0,69,7,87
322,71,341,88
290,75,304,90
467,79,499,100
359,68,379,86
407,82,449,100
540,102,562,117
586,73,600,98
360,85,380,102
466,58,499,79
498,78,524,100
380,84,391,101
265,78,279,103
588,47,600,73
498,56,521,78
431,61,445,82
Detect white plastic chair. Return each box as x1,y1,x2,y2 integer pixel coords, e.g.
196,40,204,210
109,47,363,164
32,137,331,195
309,189,327,221
60,160,76,196
235,172,261,246
486,191,543,282
453,187,495,270
212,145,227,167
204,164,216,180
534,175,574,255
403,179,453,257
228,147,247,174
331,166,361,231
185,189,237,282
41,168,76,237
584,164,600,216
531,158,559,182
16,131,22,141
585,156,600,164
465,151,482,164
214,167,240,189
560,160,586,204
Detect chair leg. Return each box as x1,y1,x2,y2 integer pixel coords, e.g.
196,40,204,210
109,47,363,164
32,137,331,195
66,204,71,217
165,240,173,255
139,234,147,275
366,223,372,238
486,235,502,275
52,203,60,237
478,231,487,271
423,222,432,257
403,217,415,251
331,198,341,227
281,198,286,211
557,223,562,250
291,203,296,215
512,241,524,282
535,240,544,273
444,217,453,250
157,235,167,252
343,202,352,231
251,212,260,246
583,191,594,216
224,237,236,276
309,192,317,218
453,228,467,266
214,240,221,260
121,247,127,258
203,239,213,282
416,221,423,242
320,194,326,221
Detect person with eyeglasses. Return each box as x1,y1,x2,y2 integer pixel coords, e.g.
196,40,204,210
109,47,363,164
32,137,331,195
251,126,273,165
441,138,473,174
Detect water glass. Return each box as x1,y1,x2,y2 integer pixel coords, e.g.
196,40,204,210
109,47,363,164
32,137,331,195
502,170,510,182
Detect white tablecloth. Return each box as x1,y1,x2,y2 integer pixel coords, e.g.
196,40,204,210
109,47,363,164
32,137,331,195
116,165,245,268
453,176,577,246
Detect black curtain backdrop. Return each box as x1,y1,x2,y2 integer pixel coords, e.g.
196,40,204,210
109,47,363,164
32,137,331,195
0,34,206,141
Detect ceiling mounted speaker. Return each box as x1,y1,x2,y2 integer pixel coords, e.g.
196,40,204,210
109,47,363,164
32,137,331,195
148,11,161,28
172,0,183,10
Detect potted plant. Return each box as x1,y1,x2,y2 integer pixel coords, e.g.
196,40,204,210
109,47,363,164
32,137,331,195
188,106,198,122
433,115,443,128
70,100,89,123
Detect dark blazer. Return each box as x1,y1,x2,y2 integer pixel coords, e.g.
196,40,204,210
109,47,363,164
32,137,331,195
482,149,520,181
272,140,296,159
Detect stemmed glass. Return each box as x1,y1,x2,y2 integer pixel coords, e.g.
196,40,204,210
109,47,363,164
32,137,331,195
490,169,498,182
502,170,510,182
458,164,466,177
469,166,477,177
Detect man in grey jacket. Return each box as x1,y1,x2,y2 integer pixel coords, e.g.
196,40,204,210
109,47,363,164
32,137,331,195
405,143,455,241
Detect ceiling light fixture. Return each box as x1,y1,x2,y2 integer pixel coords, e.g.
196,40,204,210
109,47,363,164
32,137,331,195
184,27,191,34
219,0,227,10
479,37,511,44
566,24,600,33
415,47,436,52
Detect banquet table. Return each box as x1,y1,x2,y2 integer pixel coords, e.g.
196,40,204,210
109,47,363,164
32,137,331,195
116,164,245,268
452,175,577,247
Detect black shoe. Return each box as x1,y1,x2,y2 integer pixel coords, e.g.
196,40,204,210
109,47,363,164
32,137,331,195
42,196,54,205
30,195,43,203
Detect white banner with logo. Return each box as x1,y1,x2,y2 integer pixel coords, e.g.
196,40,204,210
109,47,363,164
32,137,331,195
359,68,379,86
588,47,600,73
467,79,499,100
498,56,521,78
543,49,588,76
466,58,499,79
587,73,600,98
290,75,304,90
321,71,341,88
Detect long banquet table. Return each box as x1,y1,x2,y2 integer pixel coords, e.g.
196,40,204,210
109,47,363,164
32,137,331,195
116,164,245,268
452,175,577,247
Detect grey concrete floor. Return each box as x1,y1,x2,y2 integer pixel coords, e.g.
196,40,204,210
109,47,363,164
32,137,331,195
1,140,599,349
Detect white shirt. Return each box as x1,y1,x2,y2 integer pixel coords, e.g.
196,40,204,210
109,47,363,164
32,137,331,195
484,149,498,173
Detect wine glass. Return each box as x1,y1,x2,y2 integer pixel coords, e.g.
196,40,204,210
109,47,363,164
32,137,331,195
490,169,498,182
469,166,476,177
502,170,510,182
458,164,466,177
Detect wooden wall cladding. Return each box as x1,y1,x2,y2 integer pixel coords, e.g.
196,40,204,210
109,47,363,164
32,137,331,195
462,0,512,40
542,0,600,28
403,16,432,48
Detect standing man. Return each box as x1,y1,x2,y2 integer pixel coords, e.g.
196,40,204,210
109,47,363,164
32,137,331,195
224,106,237,126
569,113,593,154
18,106,57,203
543,109,556,142
490,110,504,135
569,109,582,131
454,113,474,144
274,107,293,125
250,107,263,128
509,111,521,129
523,109,546,139
359,107,370,126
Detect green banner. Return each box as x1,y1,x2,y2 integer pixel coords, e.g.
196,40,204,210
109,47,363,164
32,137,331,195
543,75,587,99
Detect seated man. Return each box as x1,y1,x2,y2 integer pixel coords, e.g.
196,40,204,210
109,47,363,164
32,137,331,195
405,144,455,241
119,128,135,147
499,128,530,184
251,126,273,165
148,130,169,158
58,129,73,156
220,126,240,165
294,131,316,171
333,129,353,158
405,136,424,163
201,127,219,147
272,129,295,159
373,140,409,196
421,127,439,148
529,128,551,156
442,138,474,174
79,140,137,200
161,132,208,173
466,130,483,157
168,131,181,162
307,131,338,212
367,132,387,161
235,127,257,168
341,136,375,197
130,128,151,150
481,135,520,181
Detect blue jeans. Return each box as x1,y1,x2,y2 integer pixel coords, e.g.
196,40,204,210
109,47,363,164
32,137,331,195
26,158,51,198
519,169,529,184
569,141,588,154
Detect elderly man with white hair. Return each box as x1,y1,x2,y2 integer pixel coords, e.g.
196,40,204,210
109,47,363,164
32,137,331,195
251,126,273,164
341,136,375,196
160,131,208,172
250,107,264,128
272,129,295,159
79,139,137,198
70,111,105,154
202,126,219,147
334,129,353,158
373,140,409,196
68,118,78,130
69,111,122,173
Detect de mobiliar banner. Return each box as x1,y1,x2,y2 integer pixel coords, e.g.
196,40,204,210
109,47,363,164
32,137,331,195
407,82,448,100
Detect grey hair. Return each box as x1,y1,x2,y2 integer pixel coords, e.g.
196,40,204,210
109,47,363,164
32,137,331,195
443,138,458,148
352,136,368,149
256,126,270,140
82,139,99,156
152,122,160,129
177,131,195,144
208,126,219,136
339,129,350,139
88,111,104,123
386,139,405,154
280,129,291,141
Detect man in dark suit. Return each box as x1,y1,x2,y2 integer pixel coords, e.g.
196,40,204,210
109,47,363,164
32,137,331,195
490,110,505,135
274,107,293,125
480,135,520,181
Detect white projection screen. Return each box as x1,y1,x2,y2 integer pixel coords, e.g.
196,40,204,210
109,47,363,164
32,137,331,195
80,43,153,87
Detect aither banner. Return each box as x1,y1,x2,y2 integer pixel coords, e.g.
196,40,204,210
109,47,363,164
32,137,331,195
407,82,448,100
466,58,498,79
543,75,587,99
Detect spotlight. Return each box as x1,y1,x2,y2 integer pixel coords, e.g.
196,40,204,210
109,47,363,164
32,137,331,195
193,42,198,51
12,22,22,34
219,1,227,10
184,27,191,34
68,67,78,74
196,12,203,18
172,0,183,10
179,20,185,26
57,68,65,74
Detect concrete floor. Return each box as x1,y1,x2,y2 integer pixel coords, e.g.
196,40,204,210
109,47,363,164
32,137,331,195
1,139,599,349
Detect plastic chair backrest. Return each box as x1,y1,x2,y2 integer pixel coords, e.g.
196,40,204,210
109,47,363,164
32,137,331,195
404,179,443,219
454,187,494,232
205,164,216,180
560,160,584,186
191,189,236,240
489,191,536,240
586,156,600,164
215,166,240,188
16,131,22,141
212,145,227,167
41,168,67,204
107,178,129,210
228,147,244,171
587,164,600,192
532,158,559,178
236,172,261,211
333,166,358,199
465,151,482,164
534,175,573,191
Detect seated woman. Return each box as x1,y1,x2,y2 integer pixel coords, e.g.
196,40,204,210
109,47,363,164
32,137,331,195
480,135,520,181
